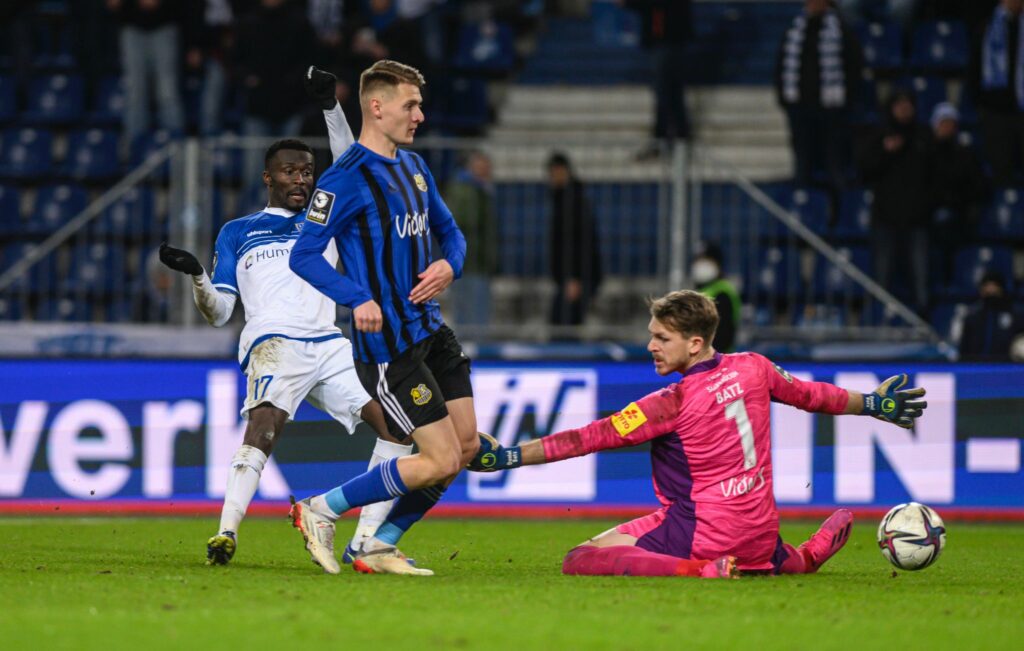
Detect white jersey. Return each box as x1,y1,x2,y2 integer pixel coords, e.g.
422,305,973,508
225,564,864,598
210,208,344,370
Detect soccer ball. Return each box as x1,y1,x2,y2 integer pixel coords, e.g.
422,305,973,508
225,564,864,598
877,502,947,571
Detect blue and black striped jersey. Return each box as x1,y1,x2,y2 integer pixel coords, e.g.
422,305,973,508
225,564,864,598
290,143,466,364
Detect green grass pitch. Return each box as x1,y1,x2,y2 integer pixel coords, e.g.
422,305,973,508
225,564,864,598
1,517,1021,650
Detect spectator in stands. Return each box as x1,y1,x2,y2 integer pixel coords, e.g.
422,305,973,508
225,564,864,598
857,88,931,314
349,0,430,74
775,0,863,209
547,153,602,334
928,102,989,287
107,0,186,144
958,270,1024,361
622,0,693,157
691,243,741,352
445,150,498,329
184,0,235,136
233,0,315,196
970,0,1024,186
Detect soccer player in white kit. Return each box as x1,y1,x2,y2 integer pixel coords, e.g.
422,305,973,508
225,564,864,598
160,68,414,566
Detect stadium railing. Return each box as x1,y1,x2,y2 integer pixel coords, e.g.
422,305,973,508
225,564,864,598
0,136,938,350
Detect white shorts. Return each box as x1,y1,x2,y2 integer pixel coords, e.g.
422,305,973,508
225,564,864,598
241,336,371,434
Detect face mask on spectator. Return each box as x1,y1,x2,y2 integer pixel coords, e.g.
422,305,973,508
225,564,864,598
691,259,719,285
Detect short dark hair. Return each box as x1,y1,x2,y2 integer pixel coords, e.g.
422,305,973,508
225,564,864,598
547,151,572,170
649,289,719,346
264,139,314,169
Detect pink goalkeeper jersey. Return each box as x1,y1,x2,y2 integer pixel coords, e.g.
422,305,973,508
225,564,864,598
542,352,849,570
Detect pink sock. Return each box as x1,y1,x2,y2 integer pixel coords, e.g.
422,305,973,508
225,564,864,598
777,542,810,574
562,545,708,577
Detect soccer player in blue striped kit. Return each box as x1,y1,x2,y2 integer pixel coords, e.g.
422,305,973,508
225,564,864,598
288,60,478,576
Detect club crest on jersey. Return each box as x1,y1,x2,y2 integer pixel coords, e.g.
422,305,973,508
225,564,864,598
772,363,793,383
413,173,428,193
611,402,647,437
306,189,335,225
411,383,433,406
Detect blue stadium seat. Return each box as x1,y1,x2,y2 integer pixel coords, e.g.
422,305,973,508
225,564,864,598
22,73,84,125
0,185,22,236
782,188,830,236
591,0,641,48
589,183,659,275
63,242,126,295
858,22,903,71
63,129,120,181
93,187,154,240
836,190,872,241
979,188,1024,243
453,21,516,75
130,129,176,177
28,183,87,236
813,246,871,298
212,146,243,185
0,295,24,320
0,128,54,179
748,246,798,297
495,182,547,276
951,246,1015,298
930,301,968,341
0,75,15,123
35,298,93,322
909,21,968,72
903,76,948,122
435,77,489,132
89,75,124,126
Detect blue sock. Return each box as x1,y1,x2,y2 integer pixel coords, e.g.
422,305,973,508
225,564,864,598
324,457,407,515
374,484,447,546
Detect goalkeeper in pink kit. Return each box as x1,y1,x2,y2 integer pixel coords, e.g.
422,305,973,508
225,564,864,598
469,290,927,578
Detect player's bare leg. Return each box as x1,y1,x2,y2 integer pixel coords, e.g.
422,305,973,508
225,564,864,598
209,403,287,565
560,525,738,579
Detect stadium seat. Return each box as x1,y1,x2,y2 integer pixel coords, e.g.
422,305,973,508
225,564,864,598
63,242,126,295
979,188,1024,243
782,188,830,236
909,21,968,73
836,190,872,241
591,0,641,48
0,295,24,320
93,187,155,241
130,129,176,177
858,22,903,71
930,301,968,341
434,77,489,132
28,183,88,237
35,297,93,322
88,75,124,126
0,185,22,236
591,183,660,276
453,21,516,75
813,246,871,298
950,246,1015,298
748,246,798,298
211,145,243,185
496,182,547,276
63,128,120,181
22,73,84,125
903,76,948,123
0,128,54,179
0,75,15,123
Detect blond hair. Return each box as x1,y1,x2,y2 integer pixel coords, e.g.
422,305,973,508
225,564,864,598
359,60,426,101
649,290,719,345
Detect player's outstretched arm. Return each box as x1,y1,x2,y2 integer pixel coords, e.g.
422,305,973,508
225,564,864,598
306,66,355,160
469,387,681,472
159,242,236,327
848,373,927,429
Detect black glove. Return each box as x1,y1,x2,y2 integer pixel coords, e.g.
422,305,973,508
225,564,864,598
159,242,203,276
305,66,338,111
862,374,927,429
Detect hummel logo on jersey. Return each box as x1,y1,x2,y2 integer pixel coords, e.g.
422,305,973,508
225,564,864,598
306,190,335,225
246,229,273,238
396,211,430,238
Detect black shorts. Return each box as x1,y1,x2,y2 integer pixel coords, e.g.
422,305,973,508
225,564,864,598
355,325,473,439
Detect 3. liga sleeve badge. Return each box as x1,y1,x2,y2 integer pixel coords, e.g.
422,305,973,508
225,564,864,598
306,189,335,225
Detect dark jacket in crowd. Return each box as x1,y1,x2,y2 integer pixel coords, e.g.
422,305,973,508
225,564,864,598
110,0,182,30
233,2,315,123
549,180,602,295
929,136,989,219
969,7,1023,115
858,93,932,229
960,295,1024,361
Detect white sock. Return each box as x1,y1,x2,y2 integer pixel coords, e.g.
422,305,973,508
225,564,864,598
218,445,267,535
349,438,413,553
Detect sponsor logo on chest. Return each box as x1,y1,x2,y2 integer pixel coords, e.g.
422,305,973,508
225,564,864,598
244,247,289,269
396,211,430,238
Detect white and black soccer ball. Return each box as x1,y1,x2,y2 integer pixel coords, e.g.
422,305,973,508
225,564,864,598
877,502,947,571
